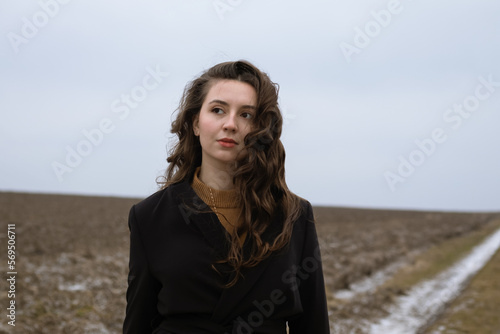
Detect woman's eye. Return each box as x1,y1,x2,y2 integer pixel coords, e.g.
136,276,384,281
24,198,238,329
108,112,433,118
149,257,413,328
212,108,224,114
241,112,253,119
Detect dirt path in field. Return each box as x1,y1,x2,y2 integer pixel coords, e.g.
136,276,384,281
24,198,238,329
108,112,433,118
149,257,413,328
0,192,498,333
424,241,500,334
368,227,500,334
313,207,498,333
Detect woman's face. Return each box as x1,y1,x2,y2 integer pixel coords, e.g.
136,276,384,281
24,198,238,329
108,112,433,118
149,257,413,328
193,79,257,168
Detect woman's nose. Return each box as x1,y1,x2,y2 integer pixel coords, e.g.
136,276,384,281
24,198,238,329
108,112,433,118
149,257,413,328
223,114,237,131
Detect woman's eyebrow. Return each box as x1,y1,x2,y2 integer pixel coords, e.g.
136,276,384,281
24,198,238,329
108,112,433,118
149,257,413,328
208,99,256,110
208,99,229,106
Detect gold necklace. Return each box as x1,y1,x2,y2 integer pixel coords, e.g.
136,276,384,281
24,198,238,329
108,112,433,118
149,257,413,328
208,186,220,220
207,186,234,227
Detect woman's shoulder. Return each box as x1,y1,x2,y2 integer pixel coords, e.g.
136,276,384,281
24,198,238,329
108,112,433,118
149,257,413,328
132,181,192,219
298,197,312,211
295,196,314,222
290,197,317,235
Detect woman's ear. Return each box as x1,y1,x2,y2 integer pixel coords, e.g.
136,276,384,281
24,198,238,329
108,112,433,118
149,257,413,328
193,114,200,136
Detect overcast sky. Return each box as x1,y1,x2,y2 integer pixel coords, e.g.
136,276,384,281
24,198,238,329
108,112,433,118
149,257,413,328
1,0,499,211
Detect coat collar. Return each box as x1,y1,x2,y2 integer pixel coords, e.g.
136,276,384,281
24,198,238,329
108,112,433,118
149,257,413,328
174,180,230,258
171,180,283,323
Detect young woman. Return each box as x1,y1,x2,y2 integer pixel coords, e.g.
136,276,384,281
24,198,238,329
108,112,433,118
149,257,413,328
123,60,330,333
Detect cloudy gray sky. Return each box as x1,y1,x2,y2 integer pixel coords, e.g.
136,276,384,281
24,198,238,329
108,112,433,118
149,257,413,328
1,0,499,211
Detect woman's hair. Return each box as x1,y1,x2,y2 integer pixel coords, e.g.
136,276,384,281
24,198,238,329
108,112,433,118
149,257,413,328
159,60,302,286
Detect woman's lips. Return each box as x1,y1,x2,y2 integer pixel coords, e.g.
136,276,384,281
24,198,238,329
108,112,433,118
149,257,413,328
217,138,237,148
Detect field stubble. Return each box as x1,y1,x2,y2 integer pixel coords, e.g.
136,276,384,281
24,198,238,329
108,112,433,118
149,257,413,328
0,192,497,333
313,206,499,332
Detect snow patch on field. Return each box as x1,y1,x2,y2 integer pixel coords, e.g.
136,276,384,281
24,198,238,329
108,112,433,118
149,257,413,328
369,227,500,334
334,260,406,300
59,283,87,291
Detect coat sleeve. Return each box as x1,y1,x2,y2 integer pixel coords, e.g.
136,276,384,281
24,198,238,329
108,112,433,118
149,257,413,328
288,202,331,333
123,205,161,334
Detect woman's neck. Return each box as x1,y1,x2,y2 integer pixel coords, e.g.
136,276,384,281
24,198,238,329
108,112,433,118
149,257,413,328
198,163,235,191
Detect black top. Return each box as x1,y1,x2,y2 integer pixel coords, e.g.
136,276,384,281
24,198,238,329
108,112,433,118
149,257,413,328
123,181,330,333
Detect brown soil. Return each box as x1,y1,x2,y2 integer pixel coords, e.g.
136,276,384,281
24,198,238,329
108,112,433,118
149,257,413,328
0,192,497,333
314,206,499,331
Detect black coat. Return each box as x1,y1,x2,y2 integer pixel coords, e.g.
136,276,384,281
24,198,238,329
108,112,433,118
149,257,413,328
123,181,330,334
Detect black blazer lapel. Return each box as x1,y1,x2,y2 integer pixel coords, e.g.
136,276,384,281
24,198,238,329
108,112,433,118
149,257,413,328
174,181,233,273
211,212,285,323
173,181,286,324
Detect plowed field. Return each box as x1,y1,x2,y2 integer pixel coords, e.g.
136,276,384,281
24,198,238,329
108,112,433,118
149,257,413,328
0,192,497,333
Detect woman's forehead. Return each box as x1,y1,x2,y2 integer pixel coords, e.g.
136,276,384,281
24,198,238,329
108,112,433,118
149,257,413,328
204,80,257,107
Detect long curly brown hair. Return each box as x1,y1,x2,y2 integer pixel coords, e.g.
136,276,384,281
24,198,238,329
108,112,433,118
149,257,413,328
159,60,302,286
